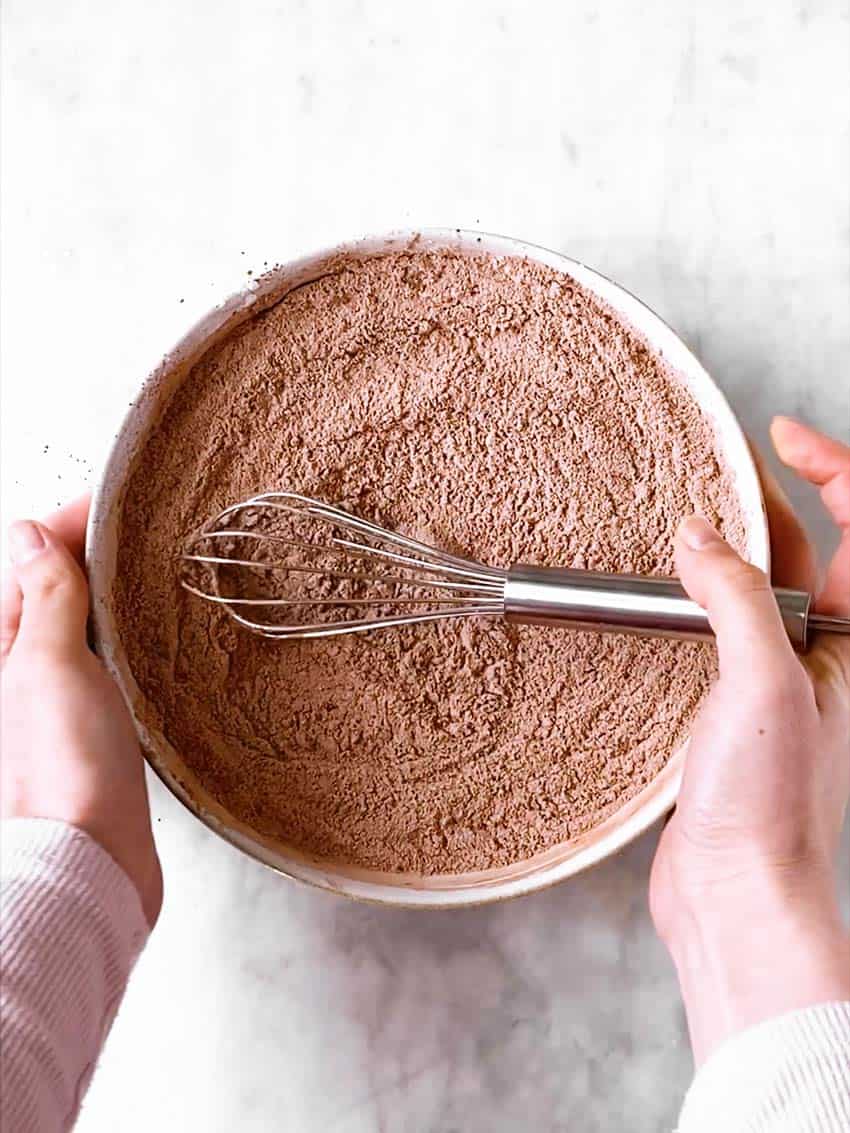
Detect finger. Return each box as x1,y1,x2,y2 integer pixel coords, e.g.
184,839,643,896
770,417,850,488
819,470,850,528
770,419,850,618
675,516,796,673
749,442,817,592
817,530,850,617
0,571,23,665
41,494,92,568
818,470,850,615
8,520,89,656
2,496,92,665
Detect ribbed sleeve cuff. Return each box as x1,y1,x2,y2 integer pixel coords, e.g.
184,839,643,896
1,818,150,1133
1,818,149,977
677,1002,850,1133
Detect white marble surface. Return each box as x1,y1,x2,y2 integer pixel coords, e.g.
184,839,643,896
2,1,849,1129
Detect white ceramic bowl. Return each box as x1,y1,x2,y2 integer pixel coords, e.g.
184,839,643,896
88,229,769,907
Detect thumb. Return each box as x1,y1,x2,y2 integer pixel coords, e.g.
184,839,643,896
8,520,89,657
675,516,794,674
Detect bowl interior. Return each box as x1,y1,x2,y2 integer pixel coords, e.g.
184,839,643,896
88,229,768,907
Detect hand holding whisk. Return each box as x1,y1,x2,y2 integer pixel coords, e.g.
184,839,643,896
181,492,850,650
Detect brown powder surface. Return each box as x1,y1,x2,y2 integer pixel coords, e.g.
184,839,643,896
114,248,745,874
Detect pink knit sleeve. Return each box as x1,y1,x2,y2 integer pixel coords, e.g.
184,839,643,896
0,818,150,1133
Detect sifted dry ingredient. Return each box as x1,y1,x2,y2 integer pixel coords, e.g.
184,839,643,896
114,248,745,874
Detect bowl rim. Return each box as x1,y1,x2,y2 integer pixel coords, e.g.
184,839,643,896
87,227,769,908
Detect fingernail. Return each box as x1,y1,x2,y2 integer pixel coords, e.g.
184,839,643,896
679,516,722,551
8,521,47,565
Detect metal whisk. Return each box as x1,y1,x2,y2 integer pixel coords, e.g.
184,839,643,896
181,491,850,652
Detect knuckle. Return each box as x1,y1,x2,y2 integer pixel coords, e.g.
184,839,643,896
821,470,850,522
705,558,771,609
722,560,769,595
31,566,83,606
828,469,850,496
35,570,73,598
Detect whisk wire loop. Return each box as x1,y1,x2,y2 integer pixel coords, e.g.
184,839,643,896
180,491,506,639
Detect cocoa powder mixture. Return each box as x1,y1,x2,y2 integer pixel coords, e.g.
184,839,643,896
114,248,745,874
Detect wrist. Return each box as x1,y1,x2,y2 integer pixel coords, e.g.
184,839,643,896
666,867,850,1066
82,815,163,929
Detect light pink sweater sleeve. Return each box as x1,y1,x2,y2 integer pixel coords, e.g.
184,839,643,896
0,818,150,1133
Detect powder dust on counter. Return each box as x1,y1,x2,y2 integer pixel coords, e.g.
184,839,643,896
114,247,745,874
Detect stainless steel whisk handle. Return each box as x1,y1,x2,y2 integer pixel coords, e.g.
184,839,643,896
503,565,832,652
